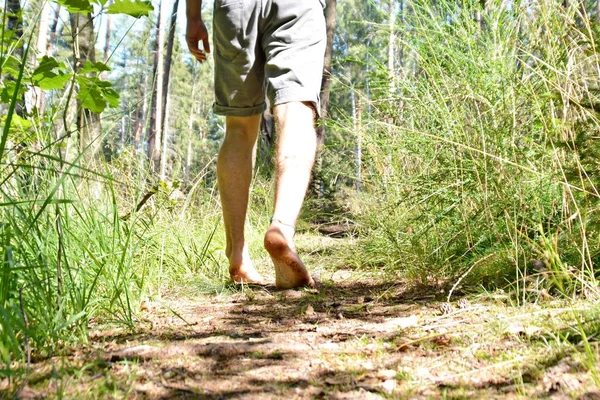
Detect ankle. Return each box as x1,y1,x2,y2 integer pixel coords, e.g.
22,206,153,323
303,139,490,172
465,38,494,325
227,252,248,271
270,216,295,230
226,242,251,265
267,221,295,243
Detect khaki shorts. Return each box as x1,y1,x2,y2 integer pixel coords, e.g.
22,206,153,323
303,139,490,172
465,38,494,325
212,0,326,117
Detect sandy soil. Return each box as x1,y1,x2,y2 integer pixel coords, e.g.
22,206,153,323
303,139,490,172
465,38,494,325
8,270,600,399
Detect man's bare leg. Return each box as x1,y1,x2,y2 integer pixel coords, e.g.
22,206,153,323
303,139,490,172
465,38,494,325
218,115,265,284
264,102,317,289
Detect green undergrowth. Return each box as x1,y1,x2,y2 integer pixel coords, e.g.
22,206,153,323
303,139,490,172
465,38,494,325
2,0,600,393
0,127,285,377
327,0,600,298
0,149,236,372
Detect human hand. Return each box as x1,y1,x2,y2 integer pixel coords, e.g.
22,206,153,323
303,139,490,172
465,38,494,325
186,17,210,63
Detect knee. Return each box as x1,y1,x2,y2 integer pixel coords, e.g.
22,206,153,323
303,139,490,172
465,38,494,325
273,102,315,126
224,115,260,143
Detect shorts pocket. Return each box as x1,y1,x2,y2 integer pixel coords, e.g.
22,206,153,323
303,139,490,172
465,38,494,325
213,0,244,61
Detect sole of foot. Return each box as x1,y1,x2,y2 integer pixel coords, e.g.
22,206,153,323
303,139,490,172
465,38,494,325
264,225,315,290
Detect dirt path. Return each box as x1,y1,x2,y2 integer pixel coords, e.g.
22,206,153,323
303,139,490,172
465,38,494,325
13,272,600,399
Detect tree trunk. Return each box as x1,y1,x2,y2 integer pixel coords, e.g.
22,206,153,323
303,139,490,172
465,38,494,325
352,89,362,191
475,0,485,30
395,0,405,119
70,12,102,156
160,90,171,179
158,0,180,179
6,0,25,116
147,0,166,173
398,0,405,72
161,0,179,131
102,2,112,80
474,10,482,29
134,63,147,153
37,2,50,63
29,0,50,115
386,0,395,138
47,4,61,56
7,0,23,59
184,74,197,187
388,0,395,96
184,134,193,187
104,8,112,62
120,114,126,150
312,0,336,197
316,0,337,143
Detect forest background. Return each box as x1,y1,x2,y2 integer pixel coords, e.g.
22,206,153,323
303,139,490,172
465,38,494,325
1,0,600,393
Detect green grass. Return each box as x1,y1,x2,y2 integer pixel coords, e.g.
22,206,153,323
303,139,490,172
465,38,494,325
327,0,600,298
2,0,600,394
0,145,229,368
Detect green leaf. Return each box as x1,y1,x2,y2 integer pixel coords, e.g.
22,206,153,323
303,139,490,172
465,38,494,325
107,0,153,18
33,56,60,73
0,81,24,105
0,84,12,104
80,60,111,74
1,55,22,76
31,56,73,90
55,0,93,13
35,73,72,90
75,76,120,113
103,88,120,108
77,85,107,113
3,114,33,133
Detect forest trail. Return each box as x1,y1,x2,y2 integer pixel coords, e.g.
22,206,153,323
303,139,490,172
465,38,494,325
13,235,600,399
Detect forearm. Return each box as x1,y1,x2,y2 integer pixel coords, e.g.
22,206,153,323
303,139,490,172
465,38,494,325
186,0,202,19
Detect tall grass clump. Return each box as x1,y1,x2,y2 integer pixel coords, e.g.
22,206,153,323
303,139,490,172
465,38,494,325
346,0,599,295
0,68,225,386
1,132,227,375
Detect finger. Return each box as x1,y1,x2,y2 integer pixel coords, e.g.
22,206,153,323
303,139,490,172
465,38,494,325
190,47,206,58
187,45,201,56
202,37,211,54
186,45,204,60
192,50,207,63
186,37,208,62
193,53,206,63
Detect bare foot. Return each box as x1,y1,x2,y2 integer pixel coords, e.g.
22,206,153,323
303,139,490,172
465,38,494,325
264,223,315,289
228,246,266,285
229,264,266,285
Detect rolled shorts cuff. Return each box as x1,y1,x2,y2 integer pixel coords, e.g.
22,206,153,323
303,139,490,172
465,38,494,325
273,87,322,118
213,102,267,117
